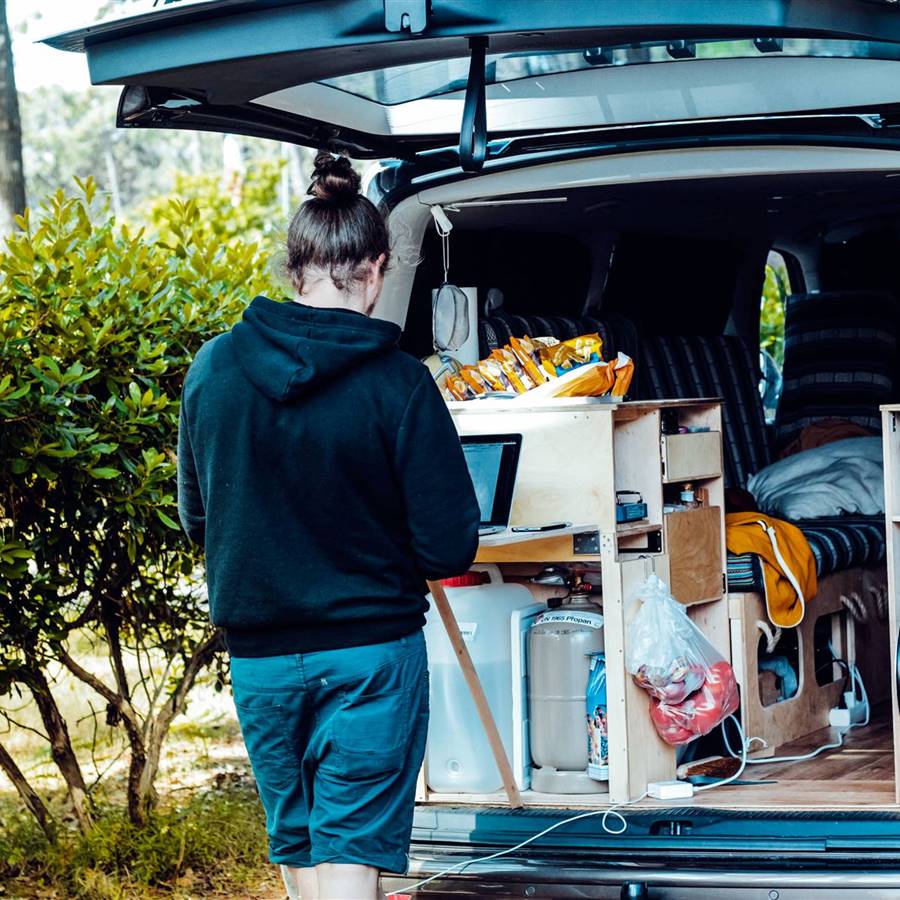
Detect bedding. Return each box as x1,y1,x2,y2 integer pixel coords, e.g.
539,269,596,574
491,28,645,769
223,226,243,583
747,436,884,520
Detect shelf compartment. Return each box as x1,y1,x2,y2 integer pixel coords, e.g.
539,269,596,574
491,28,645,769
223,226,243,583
661,431,723,483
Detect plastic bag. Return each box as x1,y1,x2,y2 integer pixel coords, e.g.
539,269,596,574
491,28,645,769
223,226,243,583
626,575,739,745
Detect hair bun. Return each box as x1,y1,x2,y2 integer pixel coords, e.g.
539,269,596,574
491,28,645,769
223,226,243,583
309,151,361,202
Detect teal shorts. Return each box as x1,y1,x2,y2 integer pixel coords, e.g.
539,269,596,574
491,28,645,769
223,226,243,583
230,631,428,874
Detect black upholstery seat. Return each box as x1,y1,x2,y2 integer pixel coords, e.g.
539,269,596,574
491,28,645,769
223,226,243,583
478,310,640,363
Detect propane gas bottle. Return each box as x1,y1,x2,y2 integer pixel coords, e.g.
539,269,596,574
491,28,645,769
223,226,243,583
528,592,605,793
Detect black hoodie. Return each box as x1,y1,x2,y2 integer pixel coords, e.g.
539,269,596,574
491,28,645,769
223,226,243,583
177,296,480,657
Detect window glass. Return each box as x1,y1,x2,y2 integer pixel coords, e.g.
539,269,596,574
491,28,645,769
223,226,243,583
322,38,900,106
760,251,790,423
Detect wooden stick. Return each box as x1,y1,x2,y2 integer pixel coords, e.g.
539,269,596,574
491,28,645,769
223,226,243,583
427,579,523,809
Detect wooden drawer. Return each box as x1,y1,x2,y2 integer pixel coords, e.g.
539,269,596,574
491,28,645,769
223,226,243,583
661,431,722,483
664,506,723,605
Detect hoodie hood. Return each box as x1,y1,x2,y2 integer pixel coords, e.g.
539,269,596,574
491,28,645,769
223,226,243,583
230,296,401,402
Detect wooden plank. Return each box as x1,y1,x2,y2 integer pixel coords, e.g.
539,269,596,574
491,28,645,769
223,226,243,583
662,431,722,483
603,554,676,803
475,533,602,564
427,579,523,809
665,506,724,606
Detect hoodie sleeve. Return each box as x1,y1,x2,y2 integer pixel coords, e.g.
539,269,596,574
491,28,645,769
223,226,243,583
177,399,206,546
395,370,480,580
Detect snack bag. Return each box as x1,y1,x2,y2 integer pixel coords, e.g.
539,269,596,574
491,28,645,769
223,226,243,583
563,332,603,364
539,341,582,378
611,352,635,398
547,359,616,398
445,373,475,401
459,365,490,396
509,335,549,386
626,575,739,745
478,357,515,393
491,347,535,394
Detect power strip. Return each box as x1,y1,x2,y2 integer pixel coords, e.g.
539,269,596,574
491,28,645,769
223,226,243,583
647,779,695,800
829,690,867,728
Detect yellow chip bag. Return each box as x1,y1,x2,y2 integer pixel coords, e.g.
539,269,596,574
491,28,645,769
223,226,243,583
460,365,490,395
611,352,635,397
509,335,548,386
563,332,604,363
539,341,581,378
550,360,616,398
478,357,514,392
445,374,473,401
492,347,535,394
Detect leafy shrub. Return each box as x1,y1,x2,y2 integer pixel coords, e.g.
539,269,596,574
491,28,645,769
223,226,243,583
0,175,277,830
0,784,268,899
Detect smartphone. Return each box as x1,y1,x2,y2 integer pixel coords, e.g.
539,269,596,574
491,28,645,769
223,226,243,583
510,522,571,533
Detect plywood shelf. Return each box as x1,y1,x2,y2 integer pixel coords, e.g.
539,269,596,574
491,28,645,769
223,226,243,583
615,520,660,537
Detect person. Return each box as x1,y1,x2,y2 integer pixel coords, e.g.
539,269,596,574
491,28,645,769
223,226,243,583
177,152,480,900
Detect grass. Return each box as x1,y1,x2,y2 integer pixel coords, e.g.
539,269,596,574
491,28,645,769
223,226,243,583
0,779,278,899
0,638,280,899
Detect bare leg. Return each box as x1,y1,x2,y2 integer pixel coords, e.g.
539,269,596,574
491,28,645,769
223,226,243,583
281,864,318,899
316,862,381,900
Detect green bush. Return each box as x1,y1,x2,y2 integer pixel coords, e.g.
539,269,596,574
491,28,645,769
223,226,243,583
760,260,788,367
0,175,278,831
0,784,268,899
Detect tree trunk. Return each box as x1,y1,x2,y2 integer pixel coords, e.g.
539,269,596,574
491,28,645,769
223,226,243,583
131,632,221,822
25,667,93,833
0,0,26,234
0,741,56,841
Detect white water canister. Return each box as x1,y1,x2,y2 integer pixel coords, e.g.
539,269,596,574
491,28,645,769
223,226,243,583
529,595,606,794
424,566,542,793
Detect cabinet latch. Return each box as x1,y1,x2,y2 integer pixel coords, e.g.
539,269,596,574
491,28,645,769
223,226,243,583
384,0,429,33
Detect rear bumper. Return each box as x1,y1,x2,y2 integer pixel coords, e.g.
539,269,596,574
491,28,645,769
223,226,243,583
384,853,900,897
383,805,900,897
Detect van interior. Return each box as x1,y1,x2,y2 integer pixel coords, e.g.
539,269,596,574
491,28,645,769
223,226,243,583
386,156,900,816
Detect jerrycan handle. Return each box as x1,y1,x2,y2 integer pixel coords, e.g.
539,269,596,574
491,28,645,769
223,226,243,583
471,564,503,584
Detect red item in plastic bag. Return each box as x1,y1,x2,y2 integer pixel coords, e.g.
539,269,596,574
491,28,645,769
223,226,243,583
649,660,740,746
627,575,741,746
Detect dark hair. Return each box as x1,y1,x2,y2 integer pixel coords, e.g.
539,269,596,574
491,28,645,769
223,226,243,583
285,151,390,294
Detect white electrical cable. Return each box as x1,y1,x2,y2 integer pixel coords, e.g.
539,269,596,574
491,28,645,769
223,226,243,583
389,715,757,895
693,715,748,792
386,792,650,896
723,663,870,765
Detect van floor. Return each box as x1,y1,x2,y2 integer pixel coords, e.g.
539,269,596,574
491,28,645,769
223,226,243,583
681,714,894,810
423,715,895,811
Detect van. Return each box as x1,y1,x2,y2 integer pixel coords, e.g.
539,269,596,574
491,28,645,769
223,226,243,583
47,2,900,895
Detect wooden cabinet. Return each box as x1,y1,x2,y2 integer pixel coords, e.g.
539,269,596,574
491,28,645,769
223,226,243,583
428,397,728,805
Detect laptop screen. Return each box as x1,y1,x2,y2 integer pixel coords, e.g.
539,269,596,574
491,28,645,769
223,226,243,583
460,434,522,528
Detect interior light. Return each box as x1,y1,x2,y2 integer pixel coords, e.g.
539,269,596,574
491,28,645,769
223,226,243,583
666,40,696,60
754,37,784,53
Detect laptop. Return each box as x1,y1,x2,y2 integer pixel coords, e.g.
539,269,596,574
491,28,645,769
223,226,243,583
460,434,523,536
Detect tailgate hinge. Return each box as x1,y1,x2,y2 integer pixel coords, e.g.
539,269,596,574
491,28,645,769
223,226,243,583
384,0,429,34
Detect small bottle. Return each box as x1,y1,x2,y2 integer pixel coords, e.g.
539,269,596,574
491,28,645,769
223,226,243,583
680,483,699,509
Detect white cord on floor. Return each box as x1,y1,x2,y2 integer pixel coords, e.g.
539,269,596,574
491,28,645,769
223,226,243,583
693,714,748,792
389,715,756,896
723,663,870,765
386,792,650,896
